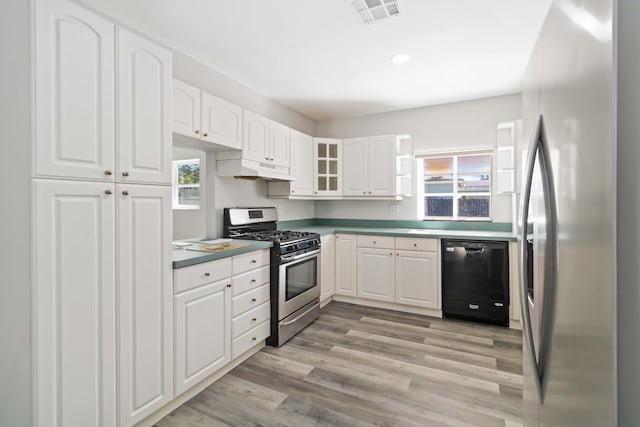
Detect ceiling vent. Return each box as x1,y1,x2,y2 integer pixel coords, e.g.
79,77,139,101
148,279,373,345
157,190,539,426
347,0,400,25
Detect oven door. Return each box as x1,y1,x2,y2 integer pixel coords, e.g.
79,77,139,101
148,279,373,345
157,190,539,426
278,249,321,320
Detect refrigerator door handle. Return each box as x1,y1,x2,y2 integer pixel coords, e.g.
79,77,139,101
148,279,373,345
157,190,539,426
519,114,558,404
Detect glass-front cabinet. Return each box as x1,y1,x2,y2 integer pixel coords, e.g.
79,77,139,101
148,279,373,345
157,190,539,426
313,138,342,196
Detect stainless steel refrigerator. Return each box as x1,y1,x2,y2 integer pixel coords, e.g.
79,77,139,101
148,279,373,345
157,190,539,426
518,0,618,425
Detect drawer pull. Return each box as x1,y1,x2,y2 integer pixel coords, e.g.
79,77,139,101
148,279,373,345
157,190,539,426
227,283,232,288
251,279,256,283
204,272,210,277
252,317,257,322
373,241,376,244
104,190,112,195
414,243,417,247
251,298,257,302
121,171,129,177
104,170,113,176
251,259,257,264
252,337,257,341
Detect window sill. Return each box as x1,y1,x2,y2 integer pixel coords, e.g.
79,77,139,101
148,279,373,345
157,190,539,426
422,218,492,222
173,206,201,211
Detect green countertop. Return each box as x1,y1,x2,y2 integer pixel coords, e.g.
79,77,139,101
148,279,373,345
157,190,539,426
172,239,273,269
279,225,516,241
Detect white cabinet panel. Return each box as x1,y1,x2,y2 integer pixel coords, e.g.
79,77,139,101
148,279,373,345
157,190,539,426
357,248,395,302
117,27,172,185
335,234,357,296
343,138,368,196
270,120,290,167
172,79,201,138
232,321,271,359
395,250,439,309
35,0,115,181
201,92,242,149
242,110,269,163
117,184,173,426
290,130,314,196
174,280,231,396
368,135,395,196
173,257,232,294
313,138,342,196
33,179,116,427
321,234,336,301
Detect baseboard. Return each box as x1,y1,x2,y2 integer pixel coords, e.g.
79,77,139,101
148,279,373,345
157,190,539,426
320,294,334,308
135,342,265,427
332,295,443,318
509,319,522,330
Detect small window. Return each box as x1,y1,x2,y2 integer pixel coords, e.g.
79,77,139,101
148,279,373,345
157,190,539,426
172,159,200,210
421,153,492,220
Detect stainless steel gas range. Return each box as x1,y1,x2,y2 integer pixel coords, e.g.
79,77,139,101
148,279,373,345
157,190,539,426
223,207,321,346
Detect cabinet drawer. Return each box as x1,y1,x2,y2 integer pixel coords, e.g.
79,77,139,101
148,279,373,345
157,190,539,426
232,320,270,359
232,265,270,296
232,284,270,316
232,302,270,338
357,235,395,249
395,237,438,252
232,249,270,275
173,258,232,294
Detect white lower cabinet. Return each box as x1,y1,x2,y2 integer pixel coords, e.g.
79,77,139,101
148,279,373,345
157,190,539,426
357,247,395,302
335,234,357,296
395,250,439,309
321,234,336,301
174,280,231,396
117,184,173,426
33,179,116,427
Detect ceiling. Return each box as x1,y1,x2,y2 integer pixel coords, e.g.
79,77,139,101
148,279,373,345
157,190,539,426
79,0,553,121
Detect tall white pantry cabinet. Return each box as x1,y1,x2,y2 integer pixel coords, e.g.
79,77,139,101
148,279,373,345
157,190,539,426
32,0,173,426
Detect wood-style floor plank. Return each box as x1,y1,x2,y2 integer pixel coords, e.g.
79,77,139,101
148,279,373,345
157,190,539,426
156,301,523,427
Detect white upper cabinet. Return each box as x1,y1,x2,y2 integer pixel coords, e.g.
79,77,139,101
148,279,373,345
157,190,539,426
33,179,116,427
117,28,172,185
290,130,314,196
172,79,243,150
117,184,173,426
270,120,291,167
314,138,342,196
242,109,270,163
172,79,201,138
368,135,396,196
201,92,243,149
35,0,115,181
343,135,396,197
343,137,369,196
241,110,290,168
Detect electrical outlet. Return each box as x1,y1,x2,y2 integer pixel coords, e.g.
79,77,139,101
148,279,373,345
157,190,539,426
389,204,399,215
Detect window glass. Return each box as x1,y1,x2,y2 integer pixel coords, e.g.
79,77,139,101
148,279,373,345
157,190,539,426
422,153,492,220
172,159,200,210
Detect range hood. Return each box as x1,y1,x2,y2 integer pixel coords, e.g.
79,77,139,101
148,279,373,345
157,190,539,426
216,158,294,182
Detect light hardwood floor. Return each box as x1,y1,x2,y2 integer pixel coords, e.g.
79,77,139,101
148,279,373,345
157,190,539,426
157,301,523,427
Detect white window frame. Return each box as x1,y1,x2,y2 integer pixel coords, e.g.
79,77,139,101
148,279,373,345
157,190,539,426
172,158,201,210
417,149,493,221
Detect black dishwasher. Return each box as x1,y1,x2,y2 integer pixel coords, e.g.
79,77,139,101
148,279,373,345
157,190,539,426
441,239,509,326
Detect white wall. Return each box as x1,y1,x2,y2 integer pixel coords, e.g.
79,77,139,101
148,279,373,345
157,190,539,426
314,94,522,222
173,52,316,238
0,0,31,425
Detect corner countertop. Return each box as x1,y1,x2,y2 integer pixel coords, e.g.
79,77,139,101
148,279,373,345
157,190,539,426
172,239,273,269
280,226,516,241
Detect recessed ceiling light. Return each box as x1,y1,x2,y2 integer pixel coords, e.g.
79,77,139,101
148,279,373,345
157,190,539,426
391,53,410,64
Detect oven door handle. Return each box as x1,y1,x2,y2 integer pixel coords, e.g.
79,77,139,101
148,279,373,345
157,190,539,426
280,249,321,263
279,301,321,326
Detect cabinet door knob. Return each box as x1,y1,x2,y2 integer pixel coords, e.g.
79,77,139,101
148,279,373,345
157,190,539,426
252,337,257,341
414,243,417,247
104,189,112,195
251,279,256,283
251,298,257,302
122,171,129,177
270,157,275,161
389,252,393,256
265,157,270,161
396,253,399,256
373,241,376,244
122,191,129,196
369,191,372,194
363,192,366,195
252,317,257,322
195,130,200,134
204,272,210,277
226,283,232,288
203,132,209,137
251,259,257,264
291,190,295,193
104,170,113,176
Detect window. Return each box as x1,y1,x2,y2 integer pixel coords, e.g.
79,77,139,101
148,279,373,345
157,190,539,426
421,152,492,220
172,159,200,209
